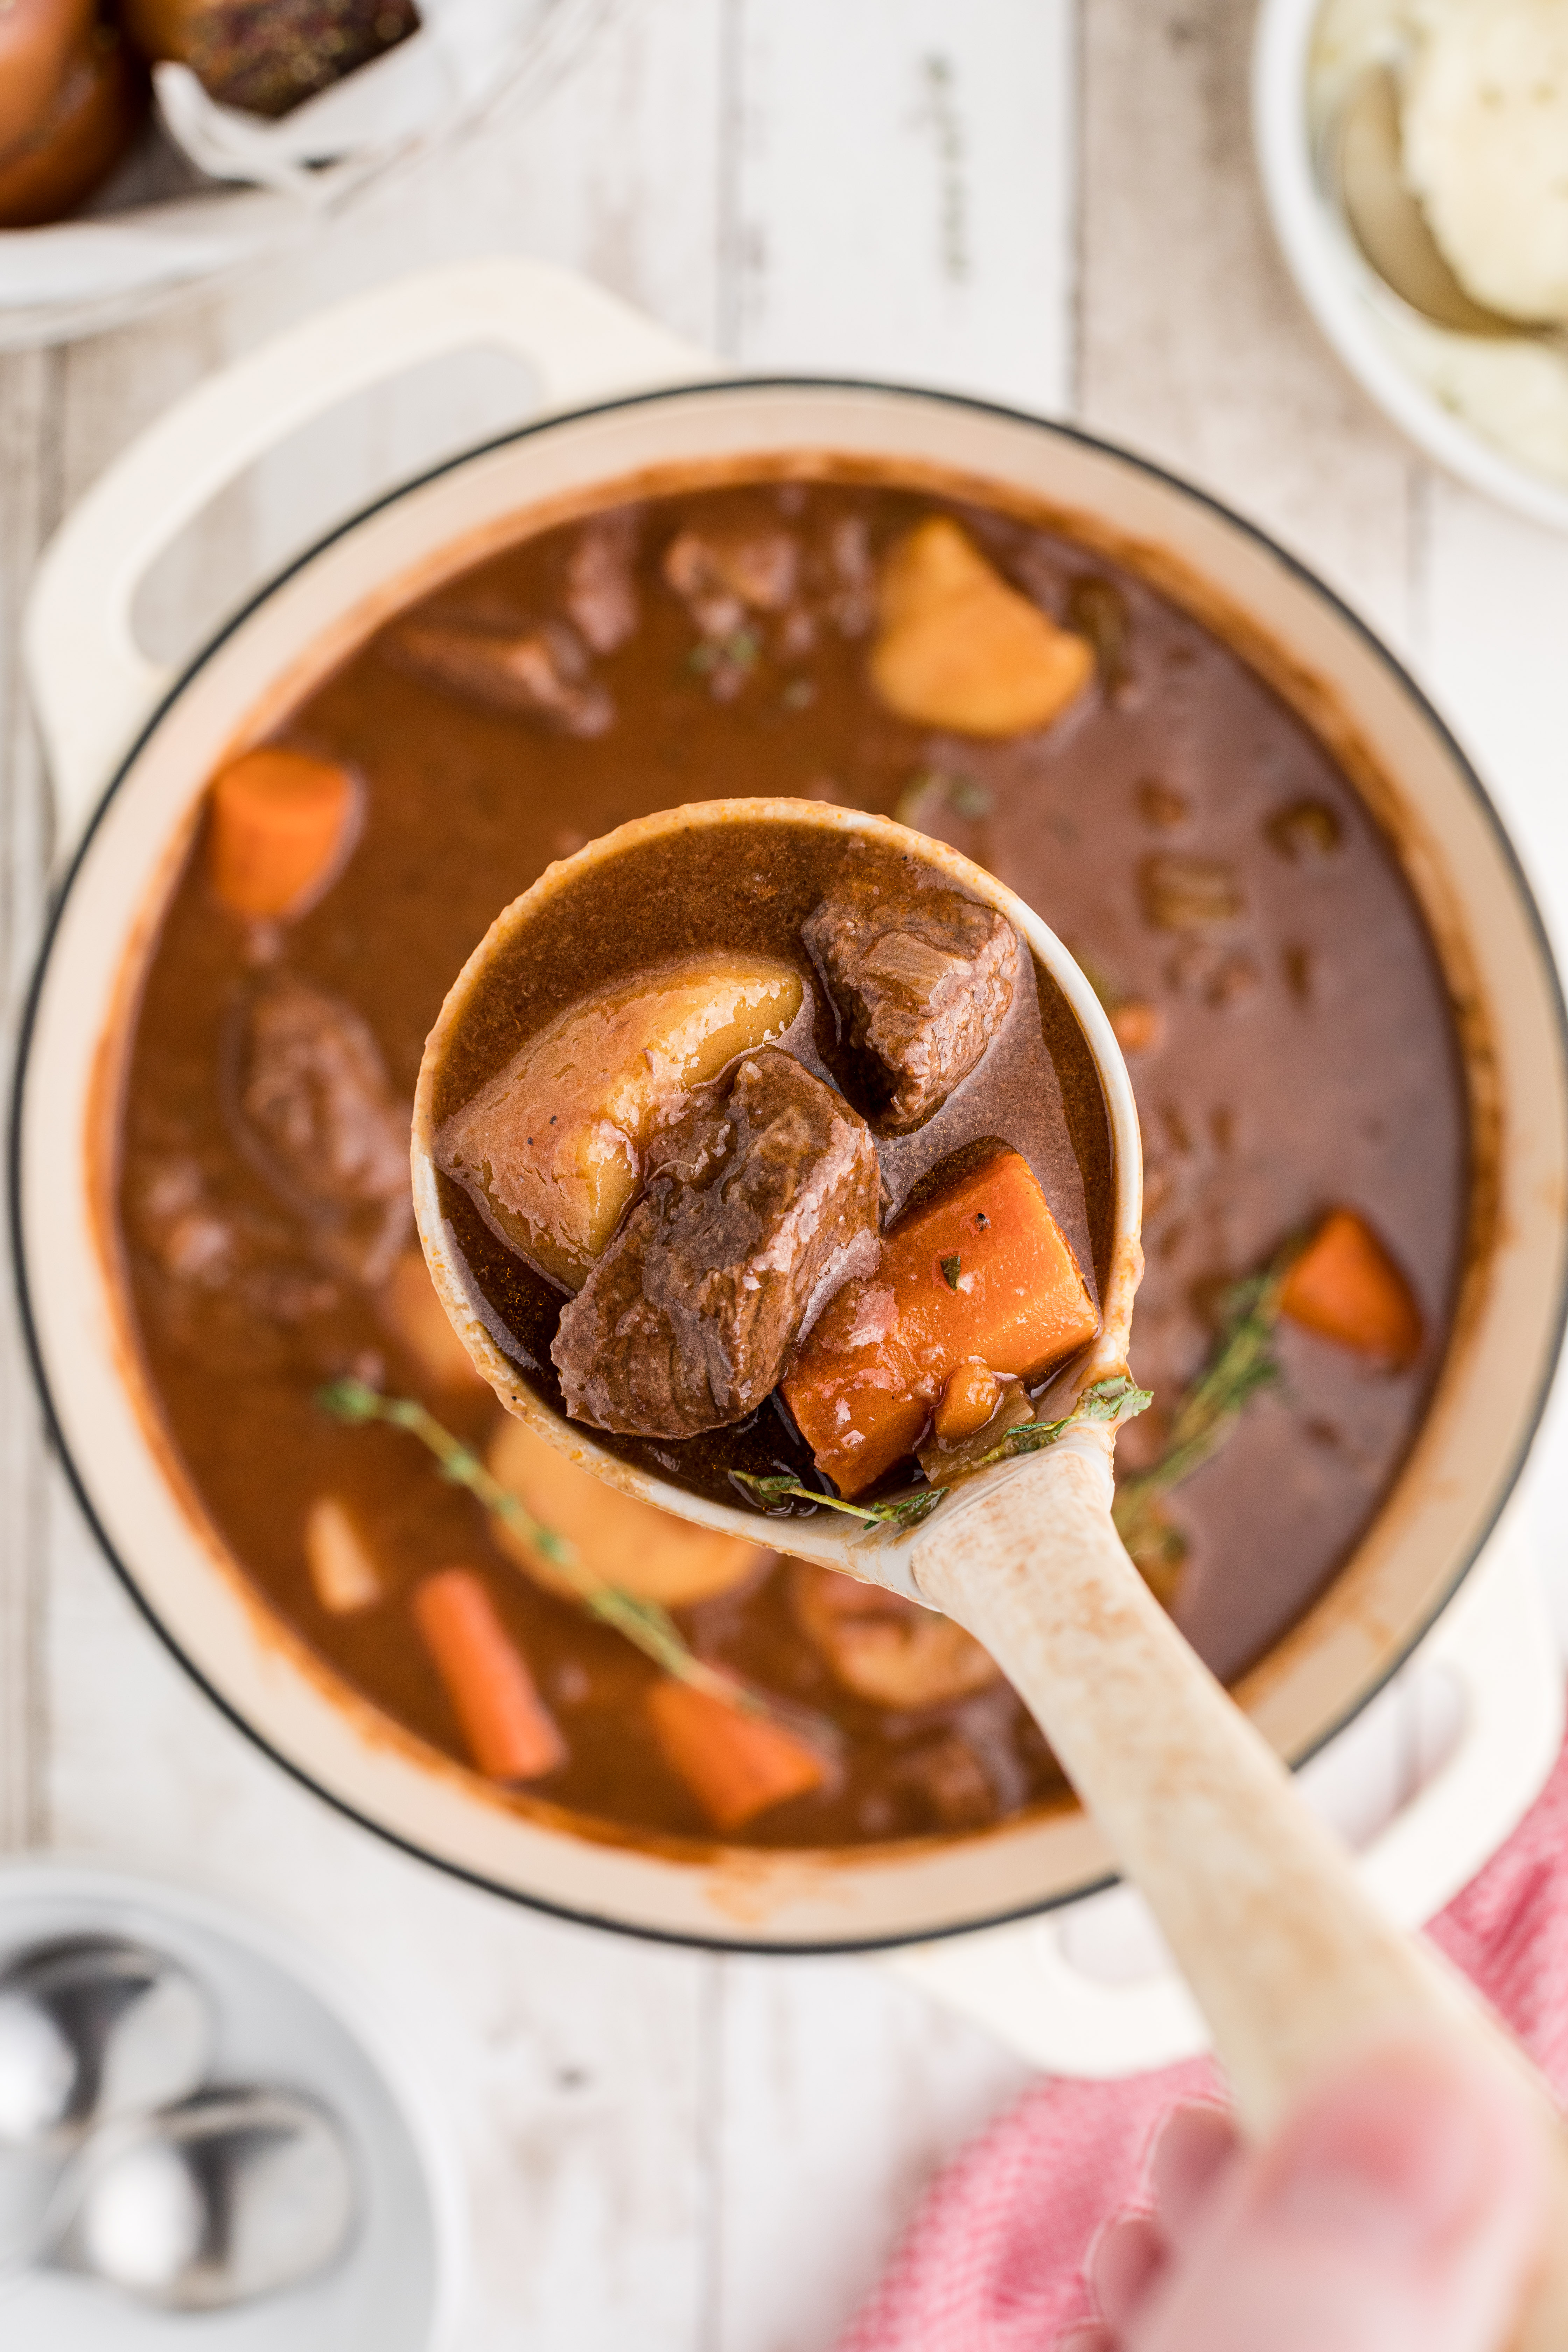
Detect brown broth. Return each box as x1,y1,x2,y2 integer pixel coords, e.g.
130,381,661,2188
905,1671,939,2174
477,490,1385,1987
114,474,1467,1848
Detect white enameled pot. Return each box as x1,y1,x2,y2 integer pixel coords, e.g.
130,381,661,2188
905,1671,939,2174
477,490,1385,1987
15,262,1568,2026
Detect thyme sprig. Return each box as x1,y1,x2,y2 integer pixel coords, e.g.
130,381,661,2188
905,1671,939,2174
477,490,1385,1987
732,1377,1150,1531
730,1471,947,1532
317,1378,774,1720
977,1373,1153,1468
1111,1250,1293,1571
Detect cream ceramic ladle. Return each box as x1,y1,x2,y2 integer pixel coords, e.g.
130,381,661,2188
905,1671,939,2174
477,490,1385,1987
413,799,1568,2340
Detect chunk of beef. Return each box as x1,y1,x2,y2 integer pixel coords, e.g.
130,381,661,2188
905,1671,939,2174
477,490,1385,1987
803,878,1021,1131
388,617,612,736
237,976,411,1282
134,1158,234,1286
564,513,640,654
552,1049,880,1439
825,513,876,636
663,525,799,639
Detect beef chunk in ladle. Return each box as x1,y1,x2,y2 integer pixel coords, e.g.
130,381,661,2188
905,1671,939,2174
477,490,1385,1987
804,877,1021,1132
553,1049,880,1439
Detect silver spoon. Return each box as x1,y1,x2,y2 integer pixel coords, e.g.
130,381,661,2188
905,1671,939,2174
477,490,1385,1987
0,2088,356,2309
1325,62,1568,354
0,1939,212,2149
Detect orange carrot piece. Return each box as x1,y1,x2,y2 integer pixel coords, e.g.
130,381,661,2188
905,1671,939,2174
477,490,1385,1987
208,747,355,919
1279,1208,1422,1367
784,1149,1098,1495
647,1680,828,1831
933,1362,1004,1442
412,1568,565,1782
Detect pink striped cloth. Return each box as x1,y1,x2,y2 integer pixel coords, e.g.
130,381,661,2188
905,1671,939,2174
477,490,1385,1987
839,1723,1568,2352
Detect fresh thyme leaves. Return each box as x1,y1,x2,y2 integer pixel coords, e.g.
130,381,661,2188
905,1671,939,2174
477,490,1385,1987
736,1376,1150,1532
940,1253,962,1292
893,769,992,830
975,1373,1154,1468
1077,1374,1156,1423
690,628,760,676
316,1378,771,1719
731,1471,947,1532
1111,1248,1293,1572
946,777,991,819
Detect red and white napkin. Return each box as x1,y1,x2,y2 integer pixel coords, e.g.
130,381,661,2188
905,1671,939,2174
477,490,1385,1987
839,1724,1568,2352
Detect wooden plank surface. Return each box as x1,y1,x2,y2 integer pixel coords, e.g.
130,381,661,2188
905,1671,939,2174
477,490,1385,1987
729,0,1074,411
2,1,1567,2346
1079,0,1419,643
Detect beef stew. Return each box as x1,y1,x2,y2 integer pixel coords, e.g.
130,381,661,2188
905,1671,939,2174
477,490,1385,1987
115,471,1466,1851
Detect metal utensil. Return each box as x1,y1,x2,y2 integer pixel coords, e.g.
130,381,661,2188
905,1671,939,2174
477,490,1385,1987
1326,63,1568,354
0,1939,212,2148
1,2087,356,2309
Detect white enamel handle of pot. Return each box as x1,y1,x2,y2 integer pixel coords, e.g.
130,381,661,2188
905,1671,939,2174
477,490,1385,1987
909,1433,1568,2347
895,1511,1563,2078
24,255,710,858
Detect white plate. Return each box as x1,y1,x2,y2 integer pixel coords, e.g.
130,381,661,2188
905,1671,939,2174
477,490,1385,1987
1253,0,1568,534
0,1860,463,2352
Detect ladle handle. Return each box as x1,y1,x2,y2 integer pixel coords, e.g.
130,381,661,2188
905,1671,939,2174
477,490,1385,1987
909,1431,1568,2346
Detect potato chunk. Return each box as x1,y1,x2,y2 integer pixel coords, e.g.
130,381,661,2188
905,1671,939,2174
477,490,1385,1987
488,1413,769,1607
436,955,803,1287
303,1497,382,1615
870,518,1093,739
789,1561,999,1708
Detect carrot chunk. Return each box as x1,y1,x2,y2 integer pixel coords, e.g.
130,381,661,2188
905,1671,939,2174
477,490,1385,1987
784,1148,1098,1495
646,1680,828,1831
208,747,356,919
1279,1208,1422,1368
933,1362,1003,1442
412,1568,565,1782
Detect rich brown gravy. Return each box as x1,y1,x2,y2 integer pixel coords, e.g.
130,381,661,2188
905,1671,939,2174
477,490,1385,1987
115,472,1467,1849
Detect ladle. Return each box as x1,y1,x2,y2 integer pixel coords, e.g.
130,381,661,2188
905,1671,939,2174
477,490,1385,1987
1325,62,1568,354
413,801,1568,2343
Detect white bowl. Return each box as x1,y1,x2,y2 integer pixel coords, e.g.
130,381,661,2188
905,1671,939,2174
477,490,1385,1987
1253,0,1568,534
0,0,603,352
0,1858,464,2351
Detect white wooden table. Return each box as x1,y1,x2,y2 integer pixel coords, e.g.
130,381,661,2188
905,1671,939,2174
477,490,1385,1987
4,5,1568,2346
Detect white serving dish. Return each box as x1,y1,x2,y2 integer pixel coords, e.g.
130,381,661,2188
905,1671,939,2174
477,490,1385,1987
0,0,602,351
1253,0,1568,534
13,259,1568,2027
0,1857,463,2350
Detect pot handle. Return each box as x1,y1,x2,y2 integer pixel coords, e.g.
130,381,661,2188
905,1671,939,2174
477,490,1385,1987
24,255,710,859
891,1514,1563,2078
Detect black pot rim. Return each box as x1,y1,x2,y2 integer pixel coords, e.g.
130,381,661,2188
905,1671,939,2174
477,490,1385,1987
13,372,1568,1955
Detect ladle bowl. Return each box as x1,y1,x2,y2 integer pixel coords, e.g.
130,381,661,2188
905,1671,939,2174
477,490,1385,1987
412,797,1144,1598
415,796,1568,2344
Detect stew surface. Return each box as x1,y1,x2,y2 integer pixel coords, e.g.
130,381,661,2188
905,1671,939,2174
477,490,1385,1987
116,470,1468,1850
